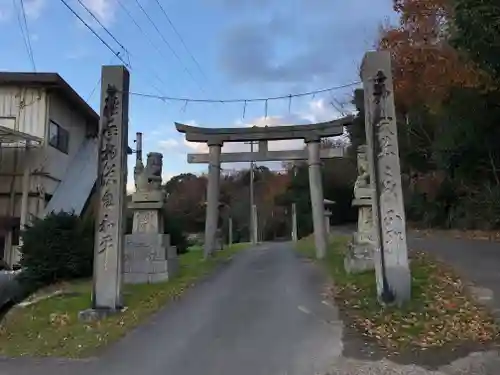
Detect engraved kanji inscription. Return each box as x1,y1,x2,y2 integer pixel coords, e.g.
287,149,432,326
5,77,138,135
102,190,114,208
98,214,115,233
98,233,114,254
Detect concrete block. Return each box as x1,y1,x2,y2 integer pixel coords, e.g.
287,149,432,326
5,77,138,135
344,238,375,274
125,259,152,274
148,272,170,283
167,245,177,259
125,233,169,260
131,190,164,203
124,273,149,284
151,260,169,273
128,201,164,210
78,307,123,322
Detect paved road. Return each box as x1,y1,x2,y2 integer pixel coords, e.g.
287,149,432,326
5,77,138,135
1,242,343,375
409,232,500,313
3,239,500,375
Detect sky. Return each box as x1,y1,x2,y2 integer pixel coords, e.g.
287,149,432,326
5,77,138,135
0,0,397,192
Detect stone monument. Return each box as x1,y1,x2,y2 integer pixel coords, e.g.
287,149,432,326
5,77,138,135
344,145,375,273
361,50,411,304
124,151,178,284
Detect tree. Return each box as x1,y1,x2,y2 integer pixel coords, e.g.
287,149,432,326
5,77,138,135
164,173,207,233
452,0,500,81
372,0,500,230
378,0,483,112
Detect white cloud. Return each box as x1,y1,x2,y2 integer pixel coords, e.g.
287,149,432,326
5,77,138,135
24,0,45,19
78,0,117,27
65,47,89,60
126,180,136,194
0,0,45,22
158,138,180,151
184,138,208,153
0,3,11,22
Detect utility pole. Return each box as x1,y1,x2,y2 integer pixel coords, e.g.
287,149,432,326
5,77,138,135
291,165,298,242
245,140,257,244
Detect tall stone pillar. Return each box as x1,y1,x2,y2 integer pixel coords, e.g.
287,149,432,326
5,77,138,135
228,216,233,245
291,202,298,242
252,204,258,244
306,140,327,259
81,65,129,320
204,142,222,258
361,51,411,305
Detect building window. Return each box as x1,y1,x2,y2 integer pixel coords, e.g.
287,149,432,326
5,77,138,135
49,120,69,154
11,224,20,246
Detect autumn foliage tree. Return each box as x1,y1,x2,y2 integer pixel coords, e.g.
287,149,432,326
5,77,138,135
371,0,500,229
378,0,484,112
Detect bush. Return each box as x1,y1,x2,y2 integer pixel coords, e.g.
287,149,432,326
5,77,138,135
163,212,188,254
19,211,94,290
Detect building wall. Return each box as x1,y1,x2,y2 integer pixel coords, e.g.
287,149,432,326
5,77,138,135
44,91,89,187
0,86,47,139
0,86,92,264
0,86,49,222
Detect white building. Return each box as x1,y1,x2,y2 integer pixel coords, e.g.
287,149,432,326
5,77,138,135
0,72,99,266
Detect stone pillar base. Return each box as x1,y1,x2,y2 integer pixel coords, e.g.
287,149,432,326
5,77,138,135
344,233,375,274
124,233,178,284
78,307,125,322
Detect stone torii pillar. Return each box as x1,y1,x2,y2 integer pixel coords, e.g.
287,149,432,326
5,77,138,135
291,202,298,242
361,50,411,305
204,141,222,258
306,139,327,259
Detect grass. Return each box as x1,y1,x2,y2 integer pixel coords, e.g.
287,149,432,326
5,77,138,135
296,235,500,353
0,242,249,358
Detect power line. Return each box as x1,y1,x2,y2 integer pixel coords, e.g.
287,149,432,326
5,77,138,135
13,0,36,71
116,0,164,60
115,0,172,88
151,0,209,82
86,54,118,101
19,0,36,71
58,0,130,67
74,0,130,63
121,80,362,104
59,0,169,100
132,0,205,93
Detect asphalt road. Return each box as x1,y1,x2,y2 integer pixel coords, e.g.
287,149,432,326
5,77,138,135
1,242,343,375
4,237,500,375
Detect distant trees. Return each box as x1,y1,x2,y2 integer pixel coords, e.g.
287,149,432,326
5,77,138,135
164,140,358,242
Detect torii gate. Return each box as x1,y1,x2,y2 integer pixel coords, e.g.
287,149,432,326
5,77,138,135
175,116,353,259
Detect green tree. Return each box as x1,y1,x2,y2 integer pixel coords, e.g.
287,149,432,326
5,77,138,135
452,0,500,80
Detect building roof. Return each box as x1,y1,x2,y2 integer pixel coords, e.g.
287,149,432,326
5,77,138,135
0,72,99,125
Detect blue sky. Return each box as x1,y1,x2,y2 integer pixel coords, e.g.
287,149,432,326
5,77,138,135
0,0,396,191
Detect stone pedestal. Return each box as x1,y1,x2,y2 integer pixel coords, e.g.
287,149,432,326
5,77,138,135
344,195,375,274
130,192,164,233
123,233,178,284
124,190,178,284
